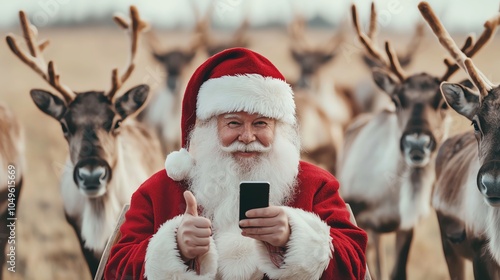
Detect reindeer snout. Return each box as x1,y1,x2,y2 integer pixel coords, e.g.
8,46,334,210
167,75,178,91
478,161,500,206
73,158,112,198
401,133,435,167
77,166,107,188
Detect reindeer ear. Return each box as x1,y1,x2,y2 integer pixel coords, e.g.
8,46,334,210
440,82,479,120
114,84,149,119
30,89,67,120
372,68,398,95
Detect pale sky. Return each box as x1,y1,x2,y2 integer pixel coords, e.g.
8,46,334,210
0,0,499,33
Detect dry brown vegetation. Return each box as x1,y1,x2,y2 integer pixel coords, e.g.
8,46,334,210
1,26,497,279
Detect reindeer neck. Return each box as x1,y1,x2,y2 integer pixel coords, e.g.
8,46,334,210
487,208,500,264
398,158,435,229
81,193,122,257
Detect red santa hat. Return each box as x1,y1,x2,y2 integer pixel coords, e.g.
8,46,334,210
165,47,296,181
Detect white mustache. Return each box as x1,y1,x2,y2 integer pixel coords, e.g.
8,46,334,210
220,141,272,153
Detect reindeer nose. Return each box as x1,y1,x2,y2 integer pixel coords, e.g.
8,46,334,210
77,166,107,189
402,133,433,151
477,161,500,206
73,158,112,196
409,149,425,162
401,132,435,167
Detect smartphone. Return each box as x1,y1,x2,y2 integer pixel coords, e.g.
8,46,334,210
239,181,270,222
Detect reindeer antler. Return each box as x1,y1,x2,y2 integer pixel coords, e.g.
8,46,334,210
418,1,499,98
191,0,212,47
6,11,75,103
108,6,149,100
289,4,345,55
233,17,250,47
352,3,406,82
367,2,378,43
289,14,313,51
191,0,248,55
398,22,425,67
441,34,474,81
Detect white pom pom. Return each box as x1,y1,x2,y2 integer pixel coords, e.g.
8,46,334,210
164,148,194,181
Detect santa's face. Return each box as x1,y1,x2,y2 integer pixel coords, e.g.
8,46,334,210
217,112,276,160
187,114,300,229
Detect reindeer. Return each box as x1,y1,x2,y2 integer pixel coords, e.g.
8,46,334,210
336,3,496,279
354,3,426,114
6,7,163,277
287,13,359,175
137,30,200,155
0,103,24,280
419,2,500,279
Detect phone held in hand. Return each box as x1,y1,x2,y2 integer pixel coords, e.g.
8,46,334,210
239,181,270,222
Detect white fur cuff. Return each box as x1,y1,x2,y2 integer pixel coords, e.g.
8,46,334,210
257,206,333,279
144,215,218,280
165,148,194,181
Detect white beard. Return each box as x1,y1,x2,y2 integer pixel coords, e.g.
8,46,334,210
187,119,301,230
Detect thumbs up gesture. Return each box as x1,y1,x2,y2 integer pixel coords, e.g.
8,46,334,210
176,191,212,261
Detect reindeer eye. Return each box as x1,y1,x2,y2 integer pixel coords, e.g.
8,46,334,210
440,99,449,110
61,122,69,136
114,120,122,130
471,121,480,132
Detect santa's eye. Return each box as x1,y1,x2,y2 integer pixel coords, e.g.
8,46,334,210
228,121,241,128
254,121,267,127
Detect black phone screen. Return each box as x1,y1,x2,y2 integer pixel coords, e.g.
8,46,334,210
239,181,270,221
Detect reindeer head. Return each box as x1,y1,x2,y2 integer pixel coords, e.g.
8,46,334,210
441,82,500,205
353,3,456,168
374,70,446,167
30,86,148,197
6,7,149,198
419,1,500,205
147,31,198,93
288,14,343,89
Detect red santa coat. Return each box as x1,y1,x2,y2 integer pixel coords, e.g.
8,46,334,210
104,161,367,280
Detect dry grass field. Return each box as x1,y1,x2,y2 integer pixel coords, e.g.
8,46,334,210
1,26,497,279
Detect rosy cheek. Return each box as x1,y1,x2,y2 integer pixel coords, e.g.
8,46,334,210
260,134,272,147
221,131,238,146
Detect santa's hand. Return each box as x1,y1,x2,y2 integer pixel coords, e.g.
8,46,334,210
239,206,290,247
176,191,212,261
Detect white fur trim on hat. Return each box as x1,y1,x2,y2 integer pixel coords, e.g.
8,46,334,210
197,74,296,124
256,206,333,279
144,214,218,279
165,148,194,181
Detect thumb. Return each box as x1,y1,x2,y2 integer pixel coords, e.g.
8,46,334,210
183,191,198,217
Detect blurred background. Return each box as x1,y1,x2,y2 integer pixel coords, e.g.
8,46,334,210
1,0,500,279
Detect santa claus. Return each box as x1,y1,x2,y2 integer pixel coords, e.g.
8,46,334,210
105,48,367,280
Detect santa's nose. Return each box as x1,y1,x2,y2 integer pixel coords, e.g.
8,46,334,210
238,125,256,144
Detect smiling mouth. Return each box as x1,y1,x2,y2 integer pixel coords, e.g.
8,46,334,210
235,151,257,157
